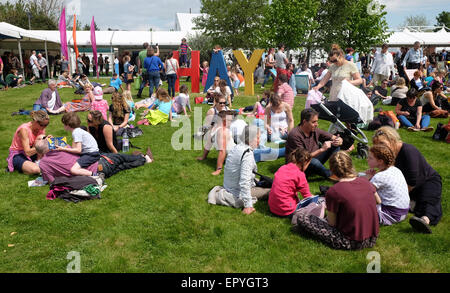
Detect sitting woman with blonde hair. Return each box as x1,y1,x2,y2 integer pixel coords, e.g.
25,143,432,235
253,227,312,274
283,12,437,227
390,77,408,106
295,151,379,250
372,126,443,233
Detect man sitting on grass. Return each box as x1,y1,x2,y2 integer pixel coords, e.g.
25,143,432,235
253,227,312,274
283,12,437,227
207,125,270,215
34,138,153,183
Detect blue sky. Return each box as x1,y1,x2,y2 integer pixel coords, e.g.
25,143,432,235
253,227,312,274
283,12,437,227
1,0,449,31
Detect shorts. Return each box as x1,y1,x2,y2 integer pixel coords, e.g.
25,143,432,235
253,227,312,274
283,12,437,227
77,152,100,168
13,153,38,173
32,66,40,78
180,54,188,65
233,80,240,89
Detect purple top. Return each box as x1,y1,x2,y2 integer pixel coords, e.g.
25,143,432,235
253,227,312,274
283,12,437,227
34,88,63,110
39,151,98,183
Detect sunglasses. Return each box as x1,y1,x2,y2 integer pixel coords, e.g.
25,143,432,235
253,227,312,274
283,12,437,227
218,102,227,105
87,119,93,123
329,59,338,63
214,80,220,82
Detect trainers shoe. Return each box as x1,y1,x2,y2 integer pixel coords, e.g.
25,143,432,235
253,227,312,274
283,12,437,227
132,150,143,156
409,216,432,234
408,126,420,132
328,174,340,182
421,127,434,132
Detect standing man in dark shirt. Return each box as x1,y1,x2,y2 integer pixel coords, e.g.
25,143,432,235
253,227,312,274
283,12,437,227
286,108,343,179
98,54,104,76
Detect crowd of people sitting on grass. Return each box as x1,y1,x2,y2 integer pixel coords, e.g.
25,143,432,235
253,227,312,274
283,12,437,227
4,41,448,250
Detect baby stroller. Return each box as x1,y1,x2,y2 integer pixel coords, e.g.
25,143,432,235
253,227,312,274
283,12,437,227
311,100,369,159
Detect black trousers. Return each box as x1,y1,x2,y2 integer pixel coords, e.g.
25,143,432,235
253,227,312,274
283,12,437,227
98,153,146,178
410,175,442,225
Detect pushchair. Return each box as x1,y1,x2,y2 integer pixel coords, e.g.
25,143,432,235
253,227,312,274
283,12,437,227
311,99,369,159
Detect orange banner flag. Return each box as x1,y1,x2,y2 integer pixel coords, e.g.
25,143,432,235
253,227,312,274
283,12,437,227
73,14,79,59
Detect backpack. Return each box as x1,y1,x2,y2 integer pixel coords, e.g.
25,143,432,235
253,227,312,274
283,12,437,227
368,113,394,131
432,123,449,141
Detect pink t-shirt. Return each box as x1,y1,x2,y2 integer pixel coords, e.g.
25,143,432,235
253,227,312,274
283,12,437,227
277,83,294,108
91,99,109,120
39,151,98,183
269,163,312,216
10,122,45,151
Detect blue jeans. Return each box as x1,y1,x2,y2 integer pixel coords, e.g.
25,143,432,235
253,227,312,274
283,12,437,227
305,146,340,178
167,73,177,97
254,147,285,163
261,69,275,87
148,71,160,97
398,115,430,128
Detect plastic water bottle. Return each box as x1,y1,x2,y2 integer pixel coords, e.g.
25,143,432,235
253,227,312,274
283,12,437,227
395,121,400,130
122,132,129,152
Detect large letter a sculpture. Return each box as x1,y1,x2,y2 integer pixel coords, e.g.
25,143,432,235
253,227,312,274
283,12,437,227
203,50,232,93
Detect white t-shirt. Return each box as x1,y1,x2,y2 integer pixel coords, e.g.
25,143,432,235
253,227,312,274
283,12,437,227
72,128,99,154
165,58,179,75
173,93,190,113
370,166,410,209
275,51,287,69
297,70,314,82
30,55,38,68
47,91,57,110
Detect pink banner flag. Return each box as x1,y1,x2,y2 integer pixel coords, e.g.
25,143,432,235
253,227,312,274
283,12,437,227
90,16,98,79
59,8,68,60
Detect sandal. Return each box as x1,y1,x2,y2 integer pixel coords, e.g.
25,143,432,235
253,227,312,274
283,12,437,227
409,216,432,234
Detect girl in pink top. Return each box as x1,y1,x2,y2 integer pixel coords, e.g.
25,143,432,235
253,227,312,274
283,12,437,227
201,61,209,88
91,86,109,120
277,73,294,108
269,148,313,217
7,110,49,174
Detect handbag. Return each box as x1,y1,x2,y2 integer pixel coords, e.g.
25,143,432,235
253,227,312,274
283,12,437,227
127,73,134,82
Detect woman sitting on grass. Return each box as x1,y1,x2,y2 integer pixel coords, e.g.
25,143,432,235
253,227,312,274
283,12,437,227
269,148,313,218
197,103,236,176
372,126,442,234
420,82,449,118
395,88,433,132
6,110,49,174
88,110,120,153
295,151,379,250
264,93,294,142
109,91,131,132
365,144,410,225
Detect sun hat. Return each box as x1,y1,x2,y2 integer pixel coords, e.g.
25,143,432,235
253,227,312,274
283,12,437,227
93,86,103,100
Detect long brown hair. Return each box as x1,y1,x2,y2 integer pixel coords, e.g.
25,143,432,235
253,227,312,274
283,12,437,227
111,92,128,118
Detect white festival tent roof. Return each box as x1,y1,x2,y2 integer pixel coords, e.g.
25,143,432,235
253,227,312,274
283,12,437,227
386,27,450,47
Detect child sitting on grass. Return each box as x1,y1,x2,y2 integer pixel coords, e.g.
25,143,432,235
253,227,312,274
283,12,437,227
142,88,173,125
365,144,410,225
58,112,100,176
172,85,191,116
123,90,136,121
269,148,313,218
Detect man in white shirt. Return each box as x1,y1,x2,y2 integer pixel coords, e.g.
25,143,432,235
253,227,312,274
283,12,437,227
274,43,289,91
371,44,394,86
30,51,41,83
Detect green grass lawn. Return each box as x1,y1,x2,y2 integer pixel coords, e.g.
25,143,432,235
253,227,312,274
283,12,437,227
0,79,449,273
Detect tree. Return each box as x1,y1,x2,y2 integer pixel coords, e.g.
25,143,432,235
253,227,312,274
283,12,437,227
194,0,269,50
0,0,60,30
314,0,391,54
83,22,100,31
264,0,321,49
435,11,450,28
402,14,430,28
187,32,216,63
